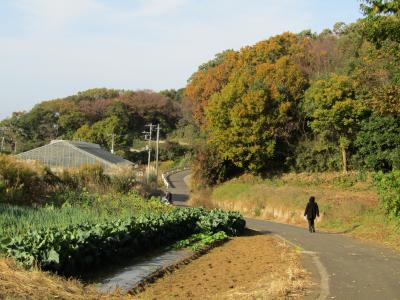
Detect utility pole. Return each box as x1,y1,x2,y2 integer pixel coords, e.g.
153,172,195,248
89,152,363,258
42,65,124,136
110,133,115,154
155,124,160,186
0,137,4,153
143,124,154,183
0,127,5,153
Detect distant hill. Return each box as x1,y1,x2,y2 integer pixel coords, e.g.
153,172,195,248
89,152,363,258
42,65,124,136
0,88,195,158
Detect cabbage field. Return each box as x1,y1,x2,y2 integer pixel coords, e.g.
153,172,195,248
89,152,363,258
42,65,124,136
0,205,245,276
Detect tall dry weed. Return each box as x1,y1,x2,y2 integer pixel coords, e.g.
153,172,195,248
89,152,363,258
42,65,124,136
0,155,56,205
0,257,132,300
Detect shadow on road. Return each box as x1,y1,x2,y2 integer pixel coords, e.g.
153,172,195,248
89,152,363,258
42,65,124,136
171,193,189,202
322,224,361,235
249,229,273,236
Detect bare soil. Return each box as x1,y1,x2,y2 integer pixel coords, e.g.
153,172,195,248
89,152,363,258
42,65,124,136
135,231,310,300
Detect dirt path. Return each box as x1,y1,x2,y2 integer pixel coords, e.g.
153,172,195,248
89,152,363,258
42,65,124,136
136,232,310,300
168,170,400,300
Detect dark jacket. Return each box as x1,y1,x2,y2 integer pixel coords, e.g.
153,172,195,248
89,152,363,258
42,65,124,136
165,191,172,203
304,198,319,220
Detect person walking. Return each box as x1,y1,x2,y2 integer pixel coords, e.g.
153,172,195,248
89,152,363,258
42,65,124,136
165,190,172,204
304,196,319,233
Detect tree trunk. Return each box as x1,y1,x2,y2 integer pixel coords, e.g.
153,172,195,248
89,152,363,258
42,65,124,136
341,146,347,174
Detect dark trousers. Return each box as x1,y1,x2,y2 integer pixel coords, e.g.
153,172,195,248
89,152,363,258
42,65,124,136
308,218,315,232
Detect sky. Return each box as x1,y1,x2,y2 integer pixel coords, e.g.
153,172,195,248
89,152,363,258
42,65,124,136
0,0,363,119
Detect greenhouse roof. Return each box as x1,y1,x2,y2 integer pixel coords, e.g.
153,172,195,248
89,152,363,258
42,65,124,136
17,140,132,170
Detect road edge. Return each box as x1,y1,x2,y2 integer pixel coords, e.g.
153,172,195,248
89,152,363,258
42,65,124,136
271,233,329,300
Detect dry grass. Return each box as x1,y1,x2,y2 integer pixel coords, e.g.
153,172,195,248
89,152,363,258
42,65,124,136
0,257,135,300
106,164,135,177
190,172,400,252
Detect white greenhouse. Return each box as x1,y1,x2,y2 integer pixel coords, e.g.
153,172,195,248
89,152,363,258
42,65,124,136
16,140,132,171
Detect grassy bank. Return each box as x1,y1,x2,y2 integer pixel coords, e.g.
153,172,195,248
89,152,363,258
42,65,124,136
190,172,400,251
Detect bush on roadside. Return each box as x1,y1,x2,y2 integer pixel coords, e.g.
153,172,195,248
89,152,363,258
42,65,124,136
191,144,240,189
107,164,137,193
159,141,190,161
374,171,400,219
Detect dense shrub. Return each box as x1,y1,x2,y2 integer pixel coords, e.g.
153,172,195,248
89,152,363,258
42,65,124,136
191,144,240,188
106,164,137,193
374,171,400,219
0,155,146,206
159,141,190,161
293,136,341,172
356,115,400,171
0,155,57,205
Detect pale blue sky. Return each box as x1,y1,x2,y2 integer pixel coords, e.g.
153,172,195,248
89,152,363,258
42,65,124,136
0,0,362,119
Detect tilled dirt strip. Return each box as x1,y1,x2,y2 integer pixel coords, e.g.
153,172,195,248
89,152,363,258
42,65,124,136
135,231,311,300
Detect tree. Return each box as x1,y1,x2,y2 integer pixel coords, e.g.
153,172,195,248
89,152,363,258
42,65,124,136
303,74,367,173
360,0,400,46
120,91,181,137
58,111,86,139
191,143,238,188
73,124,93,142
355,114,400,170
159,89,185,102
78,99,114,122
186,50,238,127
205,33,309,173
73,116,126,151
74,88,121,102
333,22,347,35
293,135,342,172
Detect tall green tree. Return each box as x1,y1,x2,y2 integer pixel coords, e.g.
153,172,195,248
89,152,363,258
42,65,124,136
355,114,400,170
303,74,367,173
73,116,126,151
361,0,400,46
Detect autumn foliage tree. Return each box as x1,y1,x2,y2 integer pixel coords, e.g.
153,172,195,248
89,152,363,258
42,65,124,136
196,33,309,172
185,50,238,127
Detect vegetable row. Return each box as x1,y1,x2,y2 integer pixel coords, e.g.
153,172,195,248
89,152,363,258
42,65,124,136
1,208,245,275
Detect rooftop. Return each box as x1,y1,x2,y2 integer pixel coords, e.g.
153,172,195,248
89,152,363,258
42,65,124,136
17,140,132,170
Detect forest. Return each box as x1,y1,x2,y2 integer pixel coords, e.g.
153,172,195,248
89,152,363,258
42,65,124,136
0,88,195,161
187,0,400,186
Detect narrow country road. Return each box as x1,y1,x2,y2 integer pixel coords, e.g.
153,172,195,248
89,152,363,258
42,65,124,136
168,170,400,300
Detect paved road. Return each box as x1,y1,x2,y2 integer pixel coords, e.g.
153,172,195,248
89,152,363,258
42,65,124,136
168,170,400,300
168,169,191,207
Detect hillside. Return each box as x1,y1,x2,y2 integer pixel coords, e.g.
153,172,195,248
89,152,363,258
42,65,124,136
187,16,400,184
0,88,197,159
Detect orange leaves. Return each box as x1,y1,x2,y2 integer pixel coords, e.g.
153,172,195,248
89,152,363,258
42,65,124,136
186,32,312,172
186,33,310,129
186,50,238,127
